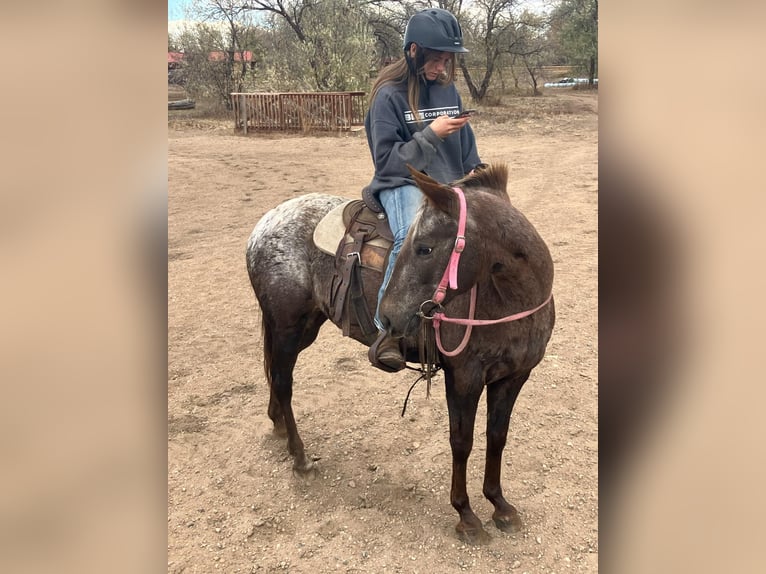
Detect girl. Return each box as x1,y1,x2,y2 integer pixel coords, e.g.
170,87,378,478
364,8,484,371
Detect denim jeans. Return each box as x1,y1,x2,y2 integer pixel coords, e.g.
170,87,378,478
375,184,422,331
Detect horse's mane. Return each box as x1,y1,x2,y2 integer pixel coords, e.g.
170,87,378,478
407,162,511,218
453,164,510,203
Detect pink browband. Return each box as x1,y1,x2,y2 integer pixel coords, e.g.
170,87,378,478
425,186,552,357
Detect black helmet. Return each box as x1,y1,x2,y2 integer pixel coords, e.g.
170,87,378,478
403,8,468,53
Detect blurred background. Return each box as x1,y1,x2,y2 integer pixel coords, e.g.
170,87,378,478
600,2,766,572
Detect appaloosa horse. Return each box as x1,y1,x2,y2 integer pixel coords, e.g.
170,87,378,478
246,164,554,544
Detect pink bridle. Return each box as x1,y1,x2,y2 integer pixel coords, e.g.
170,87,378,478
423,186,553,357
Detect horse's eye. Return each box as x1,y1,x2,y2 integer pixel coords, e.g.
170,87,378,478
415,245,433,256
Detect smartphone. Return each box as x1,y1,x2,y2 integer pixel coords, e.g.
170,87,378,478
456,109,478,118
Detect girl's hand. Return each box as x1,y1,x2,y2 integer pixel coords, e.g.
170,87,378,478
430,114,470,139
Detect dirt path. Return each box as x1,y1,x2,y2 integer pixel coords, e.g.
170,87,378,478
168,92,598,573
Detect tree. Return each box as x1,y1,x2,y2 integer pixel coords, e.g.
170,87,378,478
173,24,232,106
169,0,584,106
292,0,375,90
243,0,376,91
549,0,598,84
193,0,261,93
457,0,549,102
172,1,262,108
456,0,514,102
512,11,549,95
364,3,410,68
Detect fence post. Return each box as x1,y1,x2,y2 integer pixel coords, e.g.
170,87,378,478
239,94,248,135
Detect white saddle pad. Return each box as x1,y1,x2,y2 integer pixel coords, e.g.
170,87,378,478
313,200,353,256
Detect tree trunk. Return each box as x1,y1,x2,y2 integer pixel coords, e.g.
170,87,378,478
459,58,480,101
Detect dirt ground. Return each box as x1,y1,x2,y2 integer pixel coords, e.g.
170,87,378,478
168,91,598,573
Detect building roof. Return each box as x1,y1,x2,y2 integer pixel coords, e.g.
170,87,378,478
208,51,254,62
167,51,254,63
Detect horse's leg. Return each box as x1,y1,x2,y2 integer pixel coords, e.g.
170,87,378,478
263,309,326,478
483,372,530,533
262,314,287,436
444,367,491,545
265,310,326,436
267,388,286,436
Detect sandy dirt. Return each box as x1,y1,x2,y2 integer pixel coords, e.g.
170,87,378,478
168,91,598,573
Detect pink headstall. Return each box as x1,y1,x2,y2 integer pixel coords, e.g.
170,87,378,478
432,187,467,305
425,186,553,357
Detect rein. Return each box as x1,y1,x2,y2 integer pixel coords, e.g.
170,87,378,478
420,186,553,357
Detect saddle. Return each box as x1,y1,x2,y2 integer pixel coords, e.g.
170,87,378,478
314,199,393,341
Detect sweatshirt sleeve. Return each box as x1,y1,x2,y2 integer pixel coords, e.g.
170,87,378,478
367,93,443,179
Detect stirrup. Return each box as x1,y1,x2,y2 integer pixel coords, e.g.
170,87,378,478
368,331,405,373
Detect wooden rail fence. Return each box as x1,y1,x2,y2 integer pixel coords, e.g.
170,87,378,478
231,92,367,133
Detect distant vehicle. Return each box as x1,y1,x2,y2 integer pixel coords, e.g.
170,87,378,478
544,77,598,88
169,99,196,110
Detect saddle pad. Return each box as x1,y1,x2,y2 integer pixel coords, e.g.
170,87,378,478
314,200,393,257
313,200,352,256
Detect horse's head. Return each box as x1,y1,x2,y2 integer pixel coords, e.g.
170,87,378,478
380,163,532,337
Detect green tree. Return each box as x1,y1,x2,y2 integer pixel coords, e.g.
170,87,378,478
243,0,376,91
512,11,550,95
173,1,262,108
193,0,261,93
550,0,598,83
294,0,375,90
173,24,231,105
365,3,410,68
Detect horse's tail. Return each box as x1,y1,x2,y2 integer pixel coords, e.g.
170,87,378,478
261,313,274,389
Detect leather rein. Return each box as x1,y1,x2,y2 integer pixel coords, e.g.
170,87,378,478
417,186,553,357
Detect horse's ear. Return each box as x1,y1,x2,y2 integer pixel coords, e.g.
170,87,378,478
406,165,459,217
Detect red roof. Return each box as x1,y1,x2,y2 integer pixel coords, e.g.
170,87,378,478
208,51,253,62
168,51,253,63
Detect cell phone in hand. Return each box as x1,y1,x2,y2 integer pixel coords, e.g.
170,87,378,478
456,109,478,118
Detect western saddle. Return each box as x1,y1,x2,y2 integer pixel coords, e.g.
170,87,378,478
325,198,393,342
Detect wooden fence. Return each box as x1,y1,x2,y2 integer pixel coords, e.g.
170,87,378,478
231,92,367,133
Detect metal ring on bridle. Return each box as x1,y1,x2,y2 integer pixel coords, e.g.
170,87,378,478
417,299,443,320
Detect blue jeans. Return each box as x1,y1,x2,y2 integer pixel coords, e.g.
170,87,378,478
375,184,422,331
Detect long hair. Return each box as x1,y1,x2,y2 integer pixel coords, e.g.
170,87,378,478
369,47,457,124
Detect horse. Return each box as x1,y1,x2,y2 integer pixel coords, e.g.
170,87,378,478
246,163,555,544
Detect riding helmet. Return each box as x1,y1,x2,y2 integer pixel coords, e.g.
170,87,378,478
403,8,468,53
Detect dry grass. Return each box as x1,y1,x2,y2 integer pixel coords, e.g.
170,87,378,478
478,92,596,122
168,83,597,137
168,84,234,131
168,84,187,101
452,91,598,139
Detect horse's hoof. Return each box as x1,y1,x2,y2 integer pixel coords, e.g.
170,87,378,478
455,523,492,545
492,509,523,533
292,459,319,480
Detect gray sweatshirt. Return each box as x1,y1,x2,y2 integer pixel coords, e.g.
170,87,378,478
364,80,482,197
